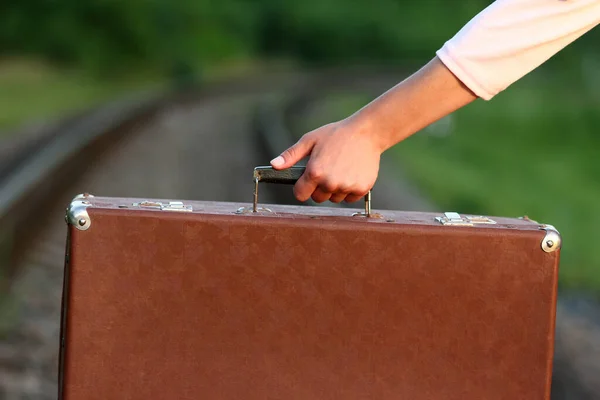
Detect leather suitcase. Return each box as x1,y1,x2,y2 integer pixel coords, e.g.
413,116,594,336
59,166,562,400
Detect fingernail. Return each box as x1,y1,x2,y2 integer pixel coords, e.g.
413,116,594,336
270,156,284,167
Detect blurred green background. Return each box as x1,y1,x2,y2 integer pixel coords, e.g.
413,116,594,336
1,0,598,293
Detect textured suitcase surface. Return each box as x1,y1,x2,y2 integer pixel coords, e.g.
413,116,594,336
60,179,561,399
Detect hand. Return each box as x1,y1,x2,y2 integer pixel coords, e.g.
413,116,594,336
268,57,478,204
270,118,382,204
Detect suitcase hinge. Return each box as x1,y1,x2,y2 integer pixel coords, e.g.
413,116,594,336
435,212,496,226
65,193,94,231
540,224,561,253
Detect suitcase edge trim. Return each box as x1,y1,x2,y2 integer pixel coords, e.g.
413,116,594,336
64,193,562,253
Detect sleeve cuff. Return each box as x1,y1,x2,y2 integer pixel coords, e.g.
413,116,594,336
436,44,497,101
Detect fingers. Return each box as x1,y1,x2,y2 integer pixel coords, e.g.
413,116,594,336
328,183,353,203
293,166,319,202
311,187,331,203
270,136,314,170
295,166,372,204
344,194,366,203
310,189,370,205
329,192,347,203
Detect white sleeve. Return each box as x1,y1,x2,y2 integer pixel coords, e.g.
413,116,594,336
435,0,600,100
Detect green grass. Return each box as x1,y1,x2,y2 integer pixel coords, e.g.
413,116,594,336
0,58,167,134
293,65,600,293
0,56,296,135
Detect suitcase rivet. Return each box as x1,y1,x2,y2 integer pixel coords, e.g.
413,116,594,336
78,219,87,226
546,240,554,248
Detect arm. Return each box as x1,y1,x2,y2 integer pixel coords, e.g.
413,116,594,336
345,56,478,154
271,0,600,204
270,58,477,204
436,0,600,100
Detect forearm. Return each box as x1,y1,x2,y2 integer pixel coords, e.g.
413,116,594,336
347,0,599,153
347,56,477,152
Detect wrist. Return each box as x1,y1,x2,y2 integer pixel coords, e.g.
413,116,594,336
342,109,395,154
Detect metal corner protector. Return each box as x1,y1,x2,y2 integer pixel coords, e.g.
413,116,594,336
540,224,561,253
65,193,94,231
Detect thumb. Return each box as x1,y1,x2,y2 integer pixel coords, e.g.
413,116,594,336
270,136,314,170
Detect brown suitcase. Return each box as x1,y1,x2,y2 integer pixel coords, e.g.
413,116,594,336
59,166,561,400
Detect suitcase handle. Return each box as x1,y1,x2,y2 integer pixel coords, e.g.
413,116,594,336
252,166,372,217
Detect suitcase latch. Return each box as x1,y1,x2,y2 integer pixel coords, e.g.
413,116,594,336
435,212,496,226
132,201,193,212
161,201,193,212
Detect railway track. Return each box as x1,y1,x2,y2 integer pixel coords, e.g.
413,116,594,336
0,67,408,399
0,66,598,399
